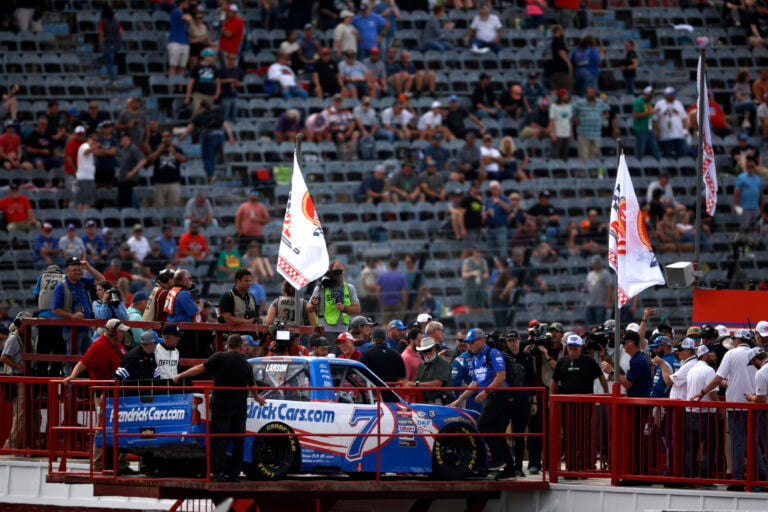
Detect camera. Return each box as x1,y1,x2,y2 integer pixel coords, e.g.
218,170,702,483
320,268,343,288
486,330,501,349
107,289,122,307
585,330,611,352
528,323,551,348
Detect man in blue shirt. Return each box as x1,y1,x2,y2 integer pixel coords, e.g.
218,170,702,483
733,156,763,233
450,328,516,480
168,0,192,82
165,268,203,362
51,257,105,356
650,335,678,398
613,331,652,397
81,219,108,266
33,222,63,270
482,181,511,259
377,258,407,324
352,3,389,59
386,319,406,352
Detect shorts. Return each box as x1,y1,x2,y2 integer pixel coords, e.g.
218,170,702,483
167,42,190,68
76,179,95,206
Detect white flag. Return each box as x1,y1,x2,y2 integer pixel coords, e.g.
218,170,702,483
276,153,329,290
697,54,718,216
608,153,666,306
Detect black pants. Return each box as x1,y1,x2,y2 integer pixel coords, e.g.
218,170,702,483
117,181,135,208
178,331,199,367
527,395,543,468
509,398,530,471
210,412,246,477
477,393,514,468
35,325,65,377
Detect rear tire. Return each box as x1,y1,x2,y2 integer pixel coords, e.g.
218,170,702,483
432,423,480,480
246,422,300,480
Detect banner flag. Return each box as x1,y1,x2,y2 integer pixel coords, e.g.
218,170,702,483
697,53,718,216
276,153,329,290
608,153,666,306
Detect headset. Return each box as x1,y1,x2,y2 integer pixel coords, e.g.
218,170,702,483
12,312,31,329
106,320,123,338
157,268,175,284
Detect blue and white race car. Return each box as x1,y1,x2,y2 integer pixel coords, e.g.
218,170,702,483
101,356,486,480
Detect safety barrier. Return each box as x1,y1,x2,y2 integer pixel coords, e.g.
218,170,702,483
549,389,768,491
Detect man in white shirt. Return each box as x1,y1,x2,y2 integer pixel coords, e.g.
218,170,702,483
417,101,446,141
745,348,768,489
693,330,763,489
660,337,697,400
685,344,719,480
653,86,689,159
464,4,503,53
126,224,151,262
267,52,308,100
754,321,768,348
76,130,99,212
380,100,414,141
479,134,502,177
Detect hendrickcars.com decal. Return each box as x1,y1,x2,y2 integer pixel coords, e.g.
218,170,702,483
248,402,336,423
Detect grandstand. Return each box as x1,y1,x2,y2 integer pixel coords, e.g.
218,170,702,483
0,0,766,335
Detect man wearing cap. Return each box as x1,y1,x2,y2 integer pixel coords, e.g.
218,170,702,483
733,151,763,233
27,116,64,171
57,224,86,261
339,50,373,99
483,181,511,258
0,183,38,232
81,220,108,265
503,329,537,477
404,337,451,404
33,223,62,269
551,334,607,472
235,189,271,253
649,336,678,398
693,329,764,489
333,11,358,59
115,329,160,383
1,312,37,449
519,96,552,140
385,319,406,352
349,315,375,351
746,348,768,404
388,160,422,203
632,86,662,160
143,269,175,322
450,328,516,480
309,335,331,357
465,4,503,54
124,291,149,349
755,321,768,348
268,51,308,100
603,331,651,397
52,257,106,355
335,332,362,361
240,335,260,359
156,324,181,379
684,344,719,480
164,269,205,360
63,317,132,473
308,260,361,343
472,73,503,120
125,224,150,263
219,4,244,61
173,334,266,482
352,3,389,59
147,131,185,209
653,87,689,159
360,326,406,383
353,97,382,143
93,121,118,189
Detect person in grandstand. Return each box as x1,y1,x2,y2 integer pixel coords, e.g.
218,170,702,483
173,334,266,482
450,329,516,480
147,131,185,209
51,257,106,355
308,260,361,343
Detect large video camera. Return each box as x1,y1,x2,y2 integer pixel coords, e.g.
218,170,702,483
584,330,611,352
320,268,344,288
267,320,294,354
528,323,551,349
486,330,502,349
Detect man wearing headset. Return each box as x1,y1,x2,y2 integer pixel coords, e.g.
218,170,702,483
63,318,135,474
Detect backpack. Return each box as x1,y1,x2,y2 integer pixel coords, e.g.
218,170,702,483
485,348,526,397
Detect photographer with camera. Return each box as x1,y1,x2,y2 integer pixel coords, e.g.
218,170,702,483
307,260,361,344
164,269,204,361
264,322,308,357
92,281,128,321
218,268,261,326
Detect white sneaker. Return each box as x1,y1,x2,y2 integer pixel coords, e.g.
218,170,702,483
471,45,490,54
742,118,752,129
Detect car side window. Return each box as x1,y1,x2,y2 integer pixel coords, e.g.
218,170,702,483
329,365,376,405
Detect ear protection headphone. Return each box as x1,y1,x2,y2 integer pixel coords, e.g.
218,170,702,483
107,320,122,337
12,312,30,328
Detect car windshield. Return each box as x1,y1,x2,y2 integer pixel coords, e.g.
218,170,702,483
252,361,310,402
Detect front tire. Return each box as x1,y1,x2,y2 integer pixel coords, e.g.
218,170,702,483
246,422,300,480
432,423,480,480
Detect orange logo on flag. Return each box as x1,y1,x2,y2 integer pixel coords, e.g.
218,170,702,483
301,192,321,226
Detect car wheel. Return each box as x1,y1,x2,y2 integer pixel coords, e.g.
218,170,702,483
432,423,480,480
246,422,300,480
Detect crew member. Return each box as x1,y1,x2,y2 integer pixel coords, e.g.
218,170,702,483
307,260,361,343
156,323,181,379
218,268,260,324
360,326,406,383
1,312,36,449
115,331,160,383
449,328,516,480
173,334,267,482
164,269,203,361
265,280,316,325
143,268,175,322
503,329,536,477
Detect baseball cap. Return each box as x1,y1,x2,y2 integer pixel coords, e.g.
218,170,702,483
479,72,490,79
431,100,442,109
697,344,710,358
85,219,97,228
642,86,653,95
140,331,159,344
66,223,76,231
623,330,640,343
677,337,696,351
538,96,550,107
370,47,380,54
566,334,583,346
549,322,564,332
340,9,354,18
362,96,371,104
448,95,459,102
304,23,313,29
65,256,82,267
417,313,432,324
686,326,702,338
3,119,14,128
580,219,593,229
132,291,149,303
739,133,750,141
539,189,551,198
74,125,85,134
735,328,753,339
161,323,181,337
626,322,640,333
663,86,676,96
133,223,143,231
248,189,260,196
416,337,438,352
350,315,375,328
310,336,330,348
42,222,53,231
528,71,538,79
372,326,387,340
649,335,673,348
106,318,130,332
556,88,568,97
8,182,18,190
387,319,407,330
68,107,79,116
503,329,520,340
226,3,239,11
242,335,259,347
756,321,768,337
433,132,443,140
748,347,768,366
464,328,486,343
336,332,355,343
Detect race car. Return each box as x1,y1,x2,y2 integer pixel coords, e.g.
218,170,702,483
100,356,486,480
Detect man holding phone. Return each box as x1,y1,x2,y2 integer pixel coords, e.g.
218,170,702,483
147,131,186,209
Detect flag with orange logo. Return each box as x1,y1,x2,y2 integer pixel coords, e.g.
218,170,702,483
608,153,665,306
276,153,329,289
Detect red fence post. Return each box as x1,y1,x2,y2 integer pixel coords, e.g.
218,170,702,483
548,396,560,483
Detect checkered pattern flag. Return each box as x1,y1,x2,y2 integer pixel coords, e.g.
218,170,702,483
276,153,329,290
697,53,718,216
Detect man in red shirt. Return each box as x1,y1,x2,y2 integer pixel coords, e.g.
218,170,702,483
103,258,152,289
177,222,209,262
0,183,38,231
64,126,87,194
219,4,245,59
0,120,31,170
234,189,270,252
62,318,135,474
335,332,361,360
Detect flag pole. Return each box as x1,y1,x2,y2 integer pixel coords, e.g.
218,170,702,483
294,133,304,325
613,138,623,382
693,48,706,285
